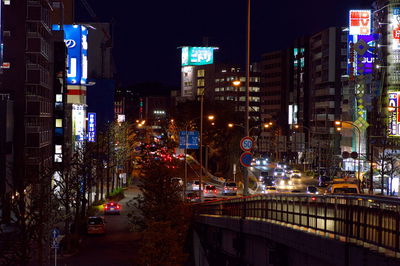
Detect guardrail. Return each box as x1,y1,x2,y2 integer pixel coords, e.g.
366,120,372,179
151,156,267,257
195,193,400,258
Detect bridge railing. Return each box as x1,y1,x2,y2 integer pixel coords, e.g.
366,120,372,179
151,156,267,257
195,194,400,257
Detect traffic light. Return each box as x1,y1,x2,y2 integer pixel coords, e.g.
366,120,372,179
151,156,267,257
334,121,342,131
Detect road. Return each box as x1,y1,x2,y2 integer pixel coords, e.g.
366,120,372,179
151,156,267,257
58,186,141,266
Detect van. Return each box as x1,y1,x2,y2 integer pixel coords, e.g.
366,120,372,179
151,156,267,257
327,183,359,194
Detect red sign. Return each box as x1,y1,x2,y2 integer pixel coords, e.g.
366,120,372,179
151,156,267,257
240,152,253,167
349,10,371,35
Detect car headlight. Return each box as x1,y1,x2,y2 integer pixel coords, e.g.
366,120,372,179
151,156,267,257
274,173,277,176
288,181,293,185
280,180,284,186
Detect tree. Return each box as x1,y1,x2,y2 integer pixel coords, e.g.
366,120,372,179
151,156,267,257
128,158,191,265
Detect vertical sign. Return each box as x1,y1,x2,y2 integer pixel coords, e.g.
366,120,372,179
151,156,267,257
87,112,96,142
392,8,400,51
62,25,88,85
389,92,400,136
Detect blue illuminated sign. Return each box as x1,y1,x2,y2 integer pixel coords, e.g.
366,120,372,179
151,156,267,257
53,25,88,85
179,131,199,149
347,34,377,76
87,112,96,142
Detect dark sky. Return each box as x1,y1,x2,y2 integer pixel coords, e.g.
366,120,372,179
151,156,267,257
76,0,370,88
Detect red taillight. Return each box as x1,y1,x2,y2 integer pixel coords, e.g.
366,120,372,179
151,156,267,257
104,205,108,209
311,197,316,201
110,202,114,206
204,190,208,193
224,187,227,190
116,205,121,209
234,187,237,190
213,190,217,193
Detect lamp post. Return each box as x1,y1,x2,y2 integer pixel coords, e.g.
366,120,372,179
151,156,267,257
335,121,362,189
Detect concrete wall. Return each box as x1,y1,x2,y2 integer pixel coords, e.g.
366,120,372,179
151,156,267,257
194,215,400,266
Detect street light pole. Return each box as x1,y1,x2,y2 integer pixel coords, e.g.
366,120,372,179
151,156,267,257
243,0,251,196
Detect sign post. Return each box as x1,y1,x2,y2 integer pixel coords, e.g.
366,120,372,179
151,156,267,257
51,228,60,266
240,136,254,152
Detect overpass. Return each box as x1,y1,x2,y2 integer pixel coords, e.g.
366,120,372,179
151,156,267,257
192,194,400,266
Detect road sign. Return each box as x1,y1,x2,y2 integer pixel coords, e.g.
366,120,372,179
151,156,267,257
51,228,60,239
240,137,254,151
240,152,253,167
179,131,199,149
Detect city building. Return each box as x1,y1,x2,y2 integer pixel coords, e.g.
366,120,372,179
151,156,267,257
2,0,55,186
256,50,290,158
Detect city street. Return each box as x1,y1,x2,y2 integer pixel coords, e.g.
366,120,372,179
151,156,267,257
58,186,141,266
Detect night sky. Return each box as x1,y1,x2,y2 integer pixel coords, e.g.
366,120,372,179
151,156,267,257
76,0,370,88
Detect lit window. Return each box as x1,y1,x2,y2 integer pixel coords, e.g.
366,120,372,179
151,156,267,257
4,0,10,5
197,69,205,77
222,69,227,73
56,94,62,102
240,77,246,82
240,87,246,92
55,145,62,154
55,119,62,128
54,154,62,163
197,79,205,87
250,87,260,92
215,88,220,92
239,96,246,101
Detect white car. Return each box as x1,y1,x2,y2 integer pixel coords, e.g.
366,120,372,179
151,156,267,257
263,186,278,194
191,180,200,191
290,170,301,178
273,168,286,178
203,185,218,198
223,182,238,195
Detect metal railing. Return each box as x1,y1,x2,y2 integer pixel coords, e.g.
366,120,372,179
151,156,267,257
195,194,400,257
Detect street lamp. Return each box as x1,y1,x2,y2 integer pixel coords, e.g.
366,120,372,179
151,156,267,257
335,120,362,189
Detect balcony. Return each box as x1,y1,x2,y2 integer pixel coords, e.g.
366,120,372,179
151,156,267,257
27,37,50,60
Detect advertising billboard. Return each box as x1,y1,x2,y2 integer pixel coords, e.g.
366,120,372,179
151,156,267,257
391,8,400,51
87,112,96,142
56,25,88,85
347,34,377,76
72,104,86,142
389,92,400,136
181,47,216,66
349,10,371,36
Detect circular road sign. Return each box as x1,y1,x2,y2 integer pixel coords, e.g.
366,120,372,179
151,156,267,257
240,137,254,151
240,152,253,167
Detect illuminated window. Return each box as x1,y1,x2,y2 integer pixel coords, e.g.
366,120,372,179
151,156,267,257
55,119,62,128
55,145,62,154
56,94,62,102
55,154,62,163
250,87,260,92
215,88,220,92
197,79,205,87
239,96,246,101
240,77,246,82
250,97,260,102
4,0,10,5
240,87,246,92
197,69,205,77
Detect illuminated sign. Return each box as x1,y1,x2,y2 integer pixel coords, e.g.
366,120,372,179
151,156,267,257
117,114,125,123
181,47,216,66
389,92,400,136
54,25,88,85
181,66,194,97
72,104,86,142
87,112,96,142
392,8,400,50
349,10,371,36
347,34,377,77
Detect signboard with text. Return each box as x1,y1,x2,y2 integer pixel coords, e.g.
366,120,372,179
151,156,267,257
349,10,371,36
389,92,400,136
181,46,217,66
87,112,96,142
179,131,199,149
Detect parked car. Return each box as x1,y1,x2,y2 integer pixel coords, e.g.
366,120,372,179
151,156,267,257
87,216,105,235
104,202,121,215
203,185,218,198
223,182,238,195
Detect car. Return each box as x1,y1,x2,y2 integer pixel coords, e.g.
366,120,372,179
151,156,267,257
290,170,302,178
277,162,287,169
261,175,275,186
191,180,200,191
273,168,286,178
306,186,319,194
87,216,105,235
263,186,278,194
326,183,360,194
186,192,200,202
223,182,238,195
171,177,183,186
277,177,293,187
104,202,121,215
203,185,218,198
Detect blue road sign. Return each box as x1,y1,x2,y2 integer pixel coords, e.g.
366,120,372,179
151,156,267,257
179,131,199,149
240,152,253,167
51,228,60,239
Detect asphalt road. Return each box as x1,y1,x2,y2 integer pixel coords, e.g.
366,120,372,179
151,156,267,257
58,186,141,266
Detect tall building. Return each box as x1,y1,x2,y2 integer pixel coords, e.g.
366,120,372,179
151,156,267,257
257,50,290,158
2,0,55,186
308,27,347,168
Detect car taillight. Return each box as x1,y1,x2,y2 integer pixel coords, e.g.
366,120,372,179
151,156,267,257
110,202,114,206
224,187,227,190
104,205,108,209
234,187,237,190
213,190,217,193
116,205,121,209
204,190,208,193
